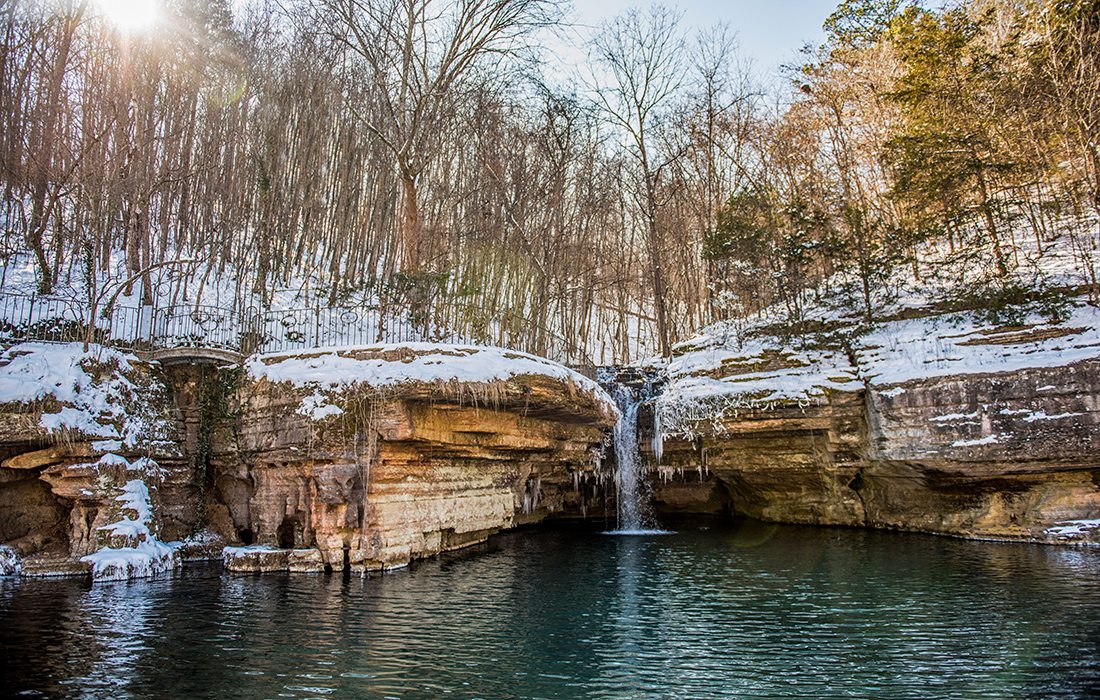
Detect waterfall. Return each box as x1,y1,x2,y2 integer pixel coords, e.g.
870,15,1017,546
609,384,668,534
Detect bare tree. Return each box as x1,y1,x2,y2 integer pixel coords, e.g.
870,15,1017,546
321,0,562,273
589,4,685,357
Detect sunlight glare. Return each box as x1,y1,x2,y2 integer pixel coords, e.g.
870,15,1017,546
95,0,159,34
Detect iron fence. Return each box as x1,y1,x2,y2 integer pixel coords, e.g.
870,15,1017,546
0,292,595,367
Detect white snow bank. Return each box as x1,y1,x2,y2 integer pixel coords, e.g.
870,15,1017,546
655,333,858,438
0,546,21,576
656,299,1100,439
858,302,1100,387
1045,519,1100,542
81,478,178,581
81,539,178,582
0,342,167,448
248,343,617,417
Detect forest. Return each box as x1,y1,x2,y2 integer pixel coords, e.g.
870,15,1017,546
1,0,1098,363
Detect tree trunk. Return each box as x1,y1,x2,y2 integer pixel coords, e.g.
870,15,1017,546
974,166,1008,277
401,172,421,272
26,5,83,294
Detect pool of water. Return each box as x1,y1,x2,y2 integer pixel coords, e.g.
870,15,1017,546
2,523,1099,698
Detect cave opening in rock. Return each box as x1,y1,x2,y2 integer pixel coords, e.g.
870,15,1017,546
0,468,70,555
848,472,865,491
276,518,296,549
238,528,254,545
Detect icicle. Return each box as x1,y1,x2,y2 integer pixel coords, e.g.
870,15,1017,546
651,404,664,464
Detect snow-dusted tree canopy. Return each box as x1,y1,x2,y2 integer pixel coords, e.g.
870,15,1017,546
0,0,1097,363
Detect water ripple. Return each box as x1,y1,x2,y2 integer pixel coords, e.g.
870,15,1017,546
2,525,1099,698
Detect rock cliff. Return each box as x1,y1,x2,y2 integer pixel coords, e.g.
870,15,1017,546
214,345,617,572
650,303,1100,545
0,342,617,578
0,343,190,577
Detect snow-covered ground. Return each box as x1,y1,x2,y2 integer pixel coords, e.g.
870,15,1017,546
655,338,858,439
857,302,1100,387
0,249,652,364
654,217,1100,440
656,300,1100,440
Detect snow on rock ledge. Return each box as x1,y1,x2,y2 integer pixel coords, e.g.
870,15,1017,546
223,545,327,573
246,343,618,422
80,478,179,582
657,300,1100,441
1044,520,1100,546
0,546,21,576
656,338,857,439
225,343,618,573
0,341,173,450
647,299,1100,544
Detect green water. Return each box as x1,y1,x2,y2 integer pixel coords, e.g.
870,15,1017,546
2,523,1098,698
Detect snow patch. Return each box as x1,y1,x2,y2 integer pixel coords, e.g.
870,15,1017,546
297,391,344,420
1022,411,1084,423
0,342,170,449
81,540,178,582
656,297,1100,440
859,303,1100,386
223,544,283,556
249,343,617,418
951,434,1001,447
1045,519,1100,541
80,477,178,582
0,546,21,576
656,339,857,439
931,411,980,423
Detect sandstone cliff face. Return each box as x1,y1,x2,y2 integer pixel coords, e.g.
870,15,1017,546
651,354,1100,545
215,348,617,573
0,343,618,577
0,344,191,576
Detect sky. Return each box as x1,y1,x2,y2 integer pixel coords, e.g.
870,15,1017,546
570,0,843,76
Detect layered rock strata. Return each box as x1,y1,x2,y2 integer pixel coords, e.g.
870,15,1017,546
651,310,1100,545
0,344,190,577
213,346,617,572
0,343,617,577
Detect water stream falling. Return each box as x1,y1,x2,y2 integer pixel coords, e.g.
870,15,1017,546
608,384,669,535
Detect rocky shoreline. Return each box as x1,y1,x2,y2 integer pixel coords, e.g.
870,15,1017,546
1,330,1097,582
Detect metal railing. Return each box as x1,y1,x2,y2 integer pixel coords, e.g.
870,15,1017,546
0,292,596,367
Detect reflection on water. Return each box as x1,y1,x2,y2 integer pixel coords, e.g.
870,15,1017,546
2,523,1099,699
